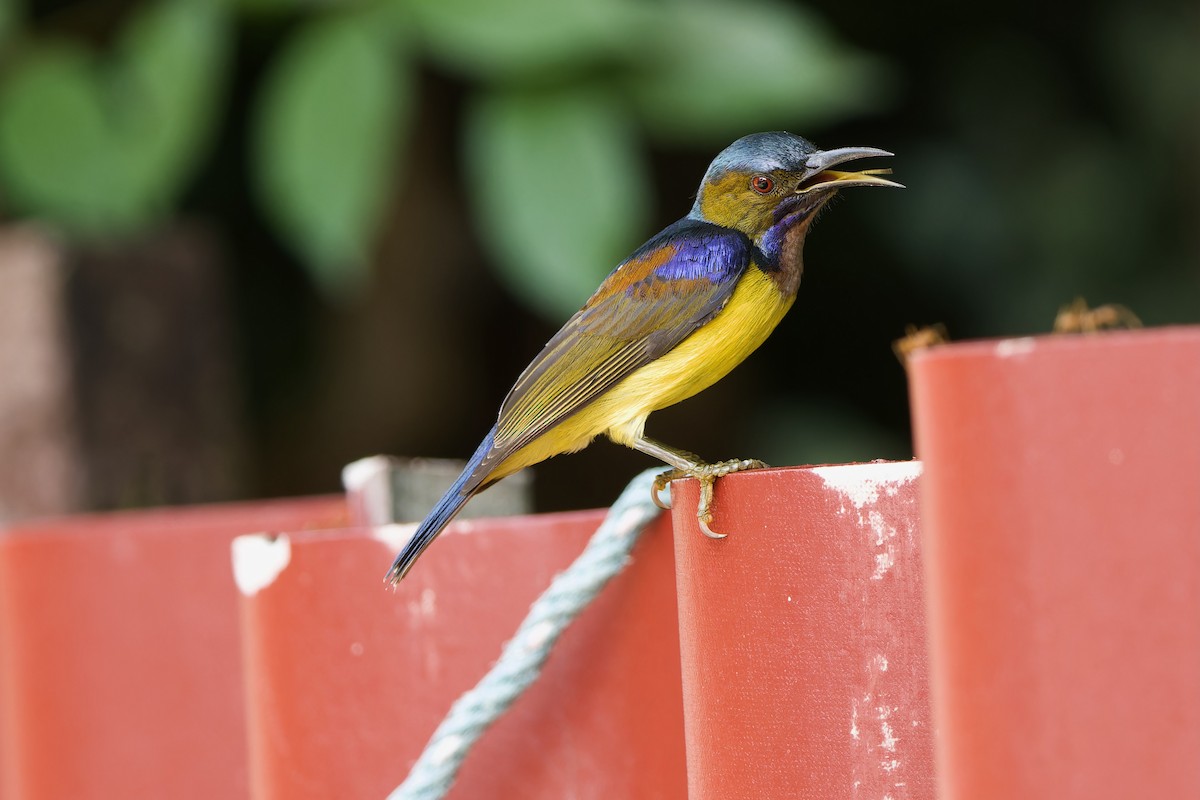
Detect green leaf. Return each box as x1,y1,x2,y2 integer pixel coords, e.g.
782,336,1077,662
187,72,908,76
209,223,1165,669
629,0,888,141
0,0,228,233
254,13,411,296
0,42,122,228
465,88,651,320
407,0,649,80
0,1,18,51
115,0,228,215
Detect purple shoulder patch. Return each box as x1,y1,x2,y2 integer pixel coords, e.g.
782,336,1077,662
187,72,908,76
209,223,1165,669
640,220,750,285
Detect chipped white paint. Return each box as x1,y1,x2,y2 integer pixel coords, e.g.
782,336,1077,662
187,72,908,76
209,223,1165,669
815,462,919,586
873,653,889,673
868,510,891,546
868,508,897,580
879,705,900,752
995,336,1036,358
231,533,291,596
850,701,861,740
880,721,898,752
812,461,922,510
873,550,896,580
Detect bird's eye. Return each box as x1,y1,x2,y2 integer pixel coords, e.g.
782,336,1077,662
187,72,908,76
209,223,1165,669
751,175,774,194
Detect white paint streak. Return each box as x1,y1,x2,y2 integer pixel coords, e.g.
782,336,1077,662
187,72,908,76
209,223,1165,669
850,701,860,740
231,533,291,596
868,510,891,546
879,705,900,752
995,336,1036,358
873,550,896,580
814,463,919,582
812,461,922,509
881,726,898,752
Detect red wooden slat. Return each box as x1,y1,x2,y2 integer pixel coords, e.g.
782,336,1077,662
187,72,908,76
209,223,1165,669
910,326,1200,800
0,496,347,800
237,510,685,799
672,463,933,799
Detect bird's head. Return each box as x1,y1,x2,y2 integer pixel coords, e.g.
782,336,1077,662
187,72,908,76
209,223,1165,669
689,131,901,241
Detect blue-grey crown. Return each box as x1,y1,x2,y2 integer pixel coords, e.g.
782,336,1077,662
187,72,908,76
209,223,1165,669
701,131,819,184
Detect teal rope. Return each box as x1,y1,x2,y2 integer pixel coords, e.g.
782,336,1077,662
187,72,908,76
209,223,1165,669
387,469,667,800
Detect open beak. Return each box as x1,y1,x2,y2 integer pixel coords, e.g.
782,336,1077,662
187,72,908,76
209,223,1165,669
797,146,903,192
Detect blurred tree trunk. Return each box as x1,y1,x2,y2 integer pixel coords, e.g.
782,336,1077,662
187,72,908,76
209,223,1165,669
0,222,244,523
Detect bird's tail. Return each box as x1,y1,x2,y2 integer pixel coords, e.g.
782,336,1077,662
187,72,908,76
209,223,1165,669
384,427,497,585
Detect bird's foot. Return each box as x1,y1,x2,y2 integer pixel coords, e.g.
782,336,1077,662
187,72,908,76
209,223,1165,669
651,459,768,538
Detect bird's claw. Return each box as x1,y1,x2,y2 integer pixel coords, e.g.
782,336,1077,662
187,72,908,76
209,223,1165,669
651,458,768,538
652,470,684,510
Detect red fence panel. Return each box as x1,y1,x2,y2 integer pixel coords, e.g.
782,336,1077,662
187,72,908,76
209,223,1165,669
236,510,685,799
0,497,346,800
671,463,933,800
910,327,1200,800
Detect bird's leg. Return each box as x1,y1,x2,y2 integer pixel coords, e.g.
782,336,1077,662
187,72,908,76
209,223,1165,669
629,436,767,539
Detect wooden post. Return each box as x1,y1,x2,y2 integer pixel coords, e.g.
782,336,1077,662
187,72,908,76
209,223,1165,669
0,222,243,522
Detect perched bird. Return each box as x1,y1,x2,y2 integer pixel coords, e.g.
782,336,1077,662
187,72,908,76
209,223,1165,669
387,131,900,585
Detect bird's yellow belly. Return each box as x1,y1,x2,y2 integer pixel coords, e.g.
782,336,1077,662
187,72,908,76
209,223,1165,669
494,268,792,477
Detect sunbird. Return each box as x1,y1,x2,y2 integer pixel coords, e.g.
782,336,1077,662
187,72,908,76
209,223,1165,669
387,131,900,584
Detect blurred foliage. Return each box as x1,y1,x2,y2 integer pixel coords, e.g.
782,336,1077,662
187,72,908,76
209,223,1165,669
465,87,650,315
0,0,1198,507
253,8,410,296
627,0,878,142
0,0,226,232
0,0,883,315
